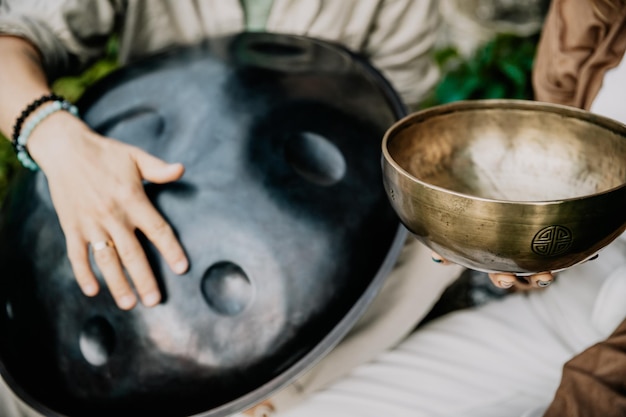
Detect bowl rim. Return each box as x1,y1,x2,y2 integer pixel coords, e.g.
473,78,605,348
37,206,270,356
382,99,626,205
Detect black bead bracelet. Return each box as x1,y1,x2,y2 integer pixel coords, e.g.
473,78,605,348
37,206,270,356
11,93,65,150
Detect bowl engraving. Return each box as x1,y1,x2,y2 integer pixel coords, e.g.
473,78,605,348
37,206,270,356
531,225,573,257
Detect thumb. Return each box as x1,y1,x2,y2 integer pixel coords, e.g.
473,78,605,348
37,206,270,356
133,148,185,184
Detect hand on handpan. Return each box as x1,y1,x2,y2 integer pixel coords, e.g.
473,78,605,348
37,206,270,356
430,252,555,291
28,111,189,310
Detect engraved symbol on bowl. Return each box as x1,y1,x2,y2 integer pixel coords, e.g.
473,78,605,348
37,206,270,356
531,225,573,256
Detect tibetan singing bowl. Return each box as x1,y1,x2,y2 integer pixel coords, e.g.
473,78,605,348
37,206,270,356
382,99,626,275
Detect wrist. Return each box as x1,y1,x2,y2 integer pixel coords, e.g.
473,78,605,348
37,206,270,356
18,101,80,169
9,93,84,171
27,110,91,171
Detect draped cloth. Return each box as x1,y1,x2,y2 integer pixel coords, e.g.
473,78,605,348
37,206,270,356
532,0,626,110
543,318,626,416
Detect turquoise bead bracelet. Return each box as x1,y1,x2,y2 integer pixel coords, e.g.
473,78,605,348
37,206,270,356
14,99,79,171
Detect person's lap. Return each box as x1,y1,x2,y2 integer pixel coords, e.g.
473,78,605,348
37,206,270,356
5,238,626,417
275,237,626,417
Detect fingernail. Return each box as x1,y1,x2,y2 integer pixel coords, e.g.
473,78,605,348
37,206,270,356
169,162,184,172
83,283,99,297
173,259,189,274
118,295,137,310
498,280,514,289
537,280,552,287
431,257,443,263
142,292,161,307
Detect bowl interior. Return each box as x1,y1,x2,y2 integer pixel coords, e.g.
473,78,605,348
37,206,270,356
387,102,626,202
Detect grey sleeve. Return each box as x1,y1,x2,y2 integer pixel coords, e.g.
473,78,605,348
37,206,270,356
0,0,120,81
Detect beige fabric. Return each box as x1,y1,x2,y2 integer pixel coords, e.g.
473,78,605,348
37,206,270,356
0,376,38,417
532,0,626,110
0,0,440,106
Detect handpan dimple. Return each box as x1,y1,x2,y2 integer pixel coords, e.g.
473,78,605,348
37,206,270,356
201,261,253,316
93,108,165,139
284,131,346,186
79,316,116,367
247,40,306,57
5,301,14,320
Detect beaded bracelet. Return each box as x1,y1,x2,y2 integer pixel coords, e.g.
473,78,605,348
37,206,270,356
11,93,64,146
14,99,79,171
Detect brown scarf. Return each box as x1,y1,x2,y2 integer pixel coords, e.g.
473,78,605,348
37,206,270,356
533,0,626,110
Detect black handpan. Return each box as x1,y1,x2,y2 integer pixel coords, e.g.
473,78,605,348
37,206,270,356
0,33,407,417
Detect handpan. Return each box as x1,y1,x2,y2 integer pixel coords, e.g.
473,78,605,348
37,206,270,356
0,33,406,417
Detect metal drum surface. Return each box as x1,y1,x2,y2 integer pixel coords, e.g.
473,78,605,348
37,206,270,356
0,33,406,417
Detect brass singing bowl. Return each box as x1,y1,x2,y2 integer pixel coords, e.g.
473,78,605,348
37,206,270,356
382,99,626,275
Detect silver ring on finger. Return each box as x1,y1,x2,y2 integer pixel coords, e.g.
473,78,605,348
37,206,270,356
91,240,115,252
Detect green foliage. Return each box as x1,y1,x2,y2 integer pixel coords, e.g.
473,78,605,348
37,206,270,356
423,33,539,107
52,36,120,102
0,139,20,202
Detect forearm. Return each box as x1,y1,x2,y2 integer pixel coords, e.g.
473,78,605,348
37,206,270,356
0,29,188,312
0,35,52,141
0,35,93,174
